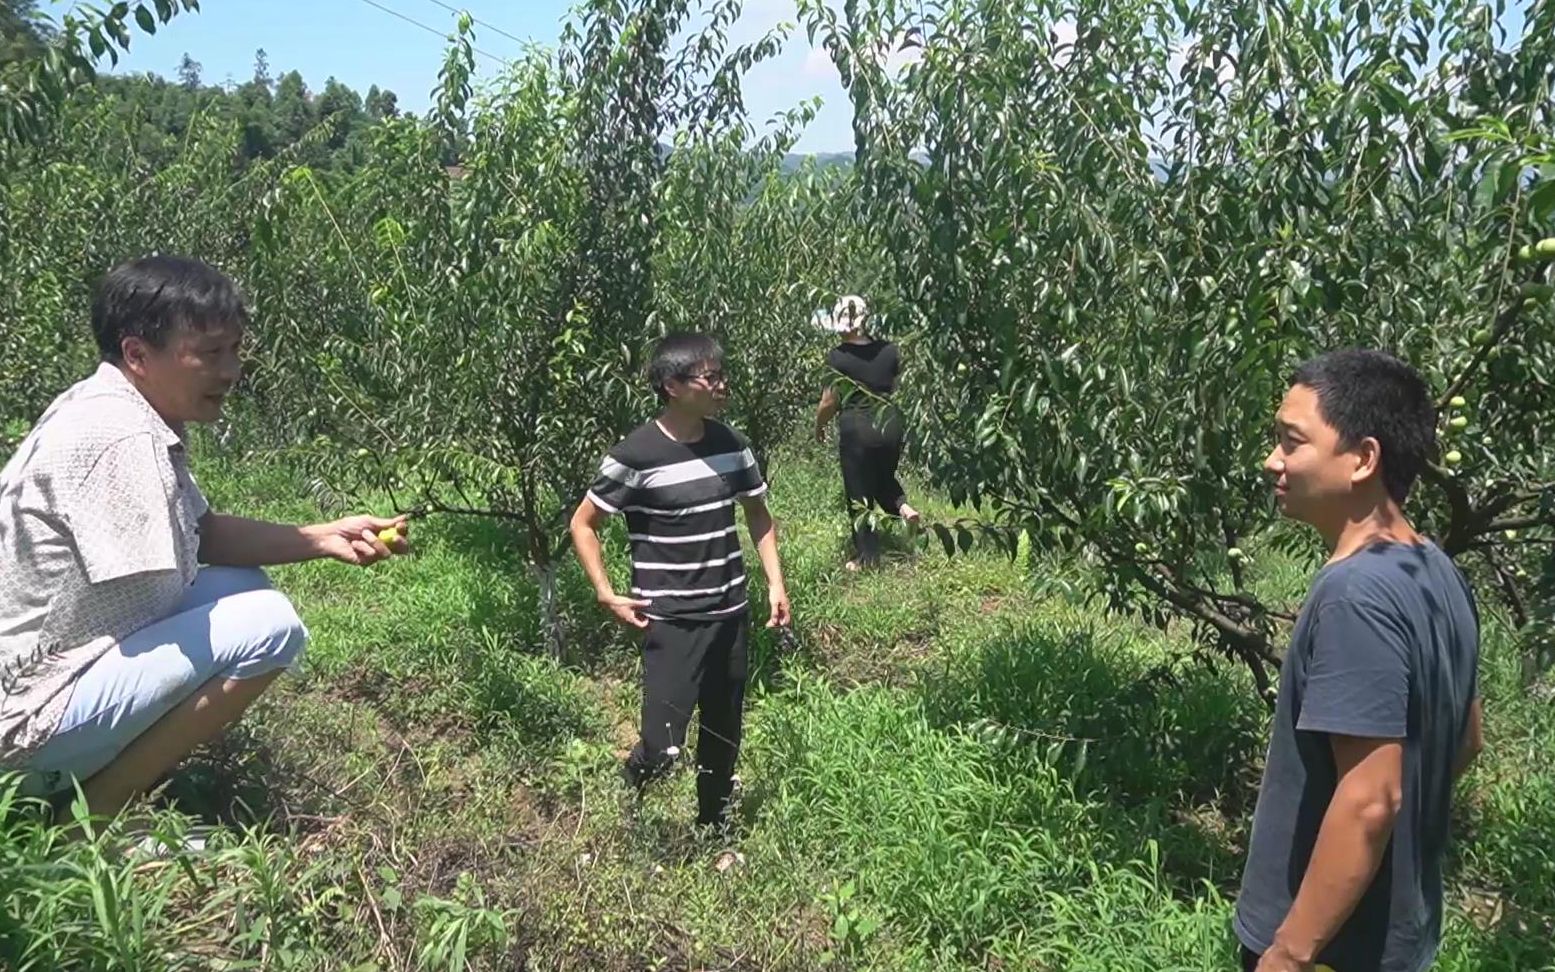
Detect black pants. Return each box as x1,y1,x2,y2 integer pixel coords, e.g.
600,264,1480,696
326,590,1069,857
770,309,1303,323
837,407,907,564
624,615,749,826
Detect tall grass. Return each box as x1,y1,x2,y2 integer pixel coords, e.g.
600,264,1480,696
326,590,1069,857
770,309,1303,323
1,446,1550,971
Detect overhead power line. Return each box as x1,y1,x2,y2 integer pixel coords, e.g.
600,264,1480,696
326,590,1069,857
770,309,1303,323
351,0,510,66
417,0,529,47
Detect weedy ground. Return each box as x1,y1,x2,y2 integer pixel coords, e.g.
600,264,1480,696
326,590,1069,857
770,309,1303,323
3,444,1552,971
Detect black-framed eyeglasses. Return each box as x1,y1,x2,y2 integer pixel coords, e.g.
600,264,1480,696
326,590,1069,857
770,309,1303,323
684,370,728,387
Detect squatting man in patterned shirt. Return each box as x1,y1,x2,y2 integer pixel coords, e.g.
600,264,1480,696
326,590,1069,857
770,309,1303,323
570,333,791,834
0,255,409,830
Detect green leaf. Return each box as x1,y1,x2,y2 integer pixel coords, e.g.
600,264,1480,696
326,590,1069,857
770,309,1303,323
1530,179,1555,224
932,524,955,557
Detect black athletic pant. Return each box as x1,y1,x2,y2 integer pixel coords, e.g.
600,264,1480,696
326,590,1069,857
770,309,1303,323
837,406,907,564
624,614,749,826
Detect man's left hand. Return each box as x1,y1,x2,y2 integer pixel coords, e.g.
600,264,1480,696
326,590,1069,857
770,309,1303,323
313,515,410,566
766,588,792,628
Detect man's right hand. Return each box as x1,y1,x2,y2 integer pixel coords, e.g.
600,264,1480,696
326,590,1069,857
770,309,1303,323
599,592,652,629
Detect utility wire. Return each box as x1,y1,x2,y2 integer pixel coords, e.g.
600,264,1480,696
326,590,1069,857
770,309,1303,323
351,0,510,66
417,0,530,47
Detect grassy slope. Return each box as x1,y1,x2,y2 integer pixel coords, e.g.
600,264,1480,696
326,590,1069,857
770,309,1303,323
2,444,1552,971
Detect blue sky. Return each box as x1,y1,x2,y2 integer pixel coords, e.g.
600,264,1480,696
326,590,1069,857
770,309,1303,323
39,0,1534,155
41,0,860,153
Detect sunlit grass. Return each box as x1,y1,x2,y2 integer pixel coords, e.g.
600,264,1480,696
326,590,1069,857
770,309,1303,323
2,447,1550,971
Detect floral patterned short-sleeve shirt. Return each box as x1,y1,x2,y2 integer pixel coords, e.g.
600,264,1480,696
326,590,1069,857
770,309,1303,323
0,364,208,767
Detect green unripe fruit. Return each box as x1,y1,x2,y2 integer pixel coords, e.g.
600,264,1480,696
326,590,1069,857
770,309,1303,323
1134,542,1149,555
1537,237,1555,257
1444,450,1463,465
1473,328,1494,346
1449,416,1468,429
1519,244,1535,262
1449,395,1467,408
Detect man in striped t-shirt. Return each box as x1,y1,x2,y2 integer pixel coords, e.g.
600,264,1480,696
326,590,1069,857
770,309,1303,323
570,333,791,829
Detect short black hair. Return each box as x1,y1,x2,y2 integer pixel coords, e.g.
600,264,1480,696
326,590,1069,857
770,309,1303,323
648,332,724,401
91,255,250,362
1291,349,1437,503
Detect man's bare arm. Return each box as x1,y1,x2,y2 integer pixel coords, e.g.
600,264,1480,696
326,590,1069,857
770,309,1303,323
1454,696,1484,780
568,497,649,629
815,386,839,441
1260,734,1404,971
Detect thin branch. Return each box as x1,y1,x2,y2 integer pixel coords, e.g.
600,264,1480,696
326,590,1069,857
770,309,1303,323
1484,514,1555,534
1468,537,1555,551
1173,578,1300,622
420,500,529,522
1481,546,1530,628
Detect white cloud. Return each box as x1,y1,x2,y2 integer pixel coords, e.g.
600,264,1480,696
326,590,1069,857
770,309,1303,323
1050,17,1077,67
802,45,837,80
883,39,922,76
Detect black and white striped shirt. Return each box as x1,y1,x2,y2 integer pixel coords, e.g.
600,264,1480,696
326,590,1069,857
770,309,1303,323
587,419,767,621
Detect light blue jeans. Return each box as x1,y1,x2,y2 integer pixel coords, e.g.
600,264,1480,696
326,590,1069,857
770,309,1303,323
20,566,307,797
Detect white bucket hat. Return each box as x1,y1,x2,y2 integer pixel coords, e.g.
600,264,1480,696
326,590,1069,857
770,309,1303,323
831,294,869,332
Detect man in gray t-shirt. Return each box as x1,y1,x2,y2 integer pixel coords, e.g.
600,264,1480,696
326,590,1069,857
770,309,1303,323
1237,350,1483,972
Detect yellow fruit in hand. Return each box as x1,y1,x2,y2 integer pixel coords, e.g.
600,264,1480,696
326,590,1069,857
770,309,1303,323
377,526,402,545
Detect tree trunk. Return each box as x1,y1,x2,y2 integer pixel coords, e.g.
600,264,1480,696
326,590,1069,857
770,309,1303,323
536,561,564,661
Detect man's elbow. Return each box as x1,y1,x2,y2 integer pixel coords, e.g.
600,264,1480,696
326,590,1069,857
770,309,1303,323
1342,784,1403,837
741,500,772,530
1456,734,1484,776
1465,732,1485,760
569,501,597,538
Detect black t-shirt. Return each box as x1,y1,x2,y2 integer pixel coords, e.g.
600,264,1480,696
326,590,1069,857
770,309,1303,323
586,419,767,621
826,340,900,410
1235,541,1479,972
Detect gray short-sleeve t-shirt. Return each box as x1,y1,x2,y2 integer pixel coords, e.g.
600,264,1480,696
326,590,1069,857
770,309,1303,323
1235,540,1479,972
